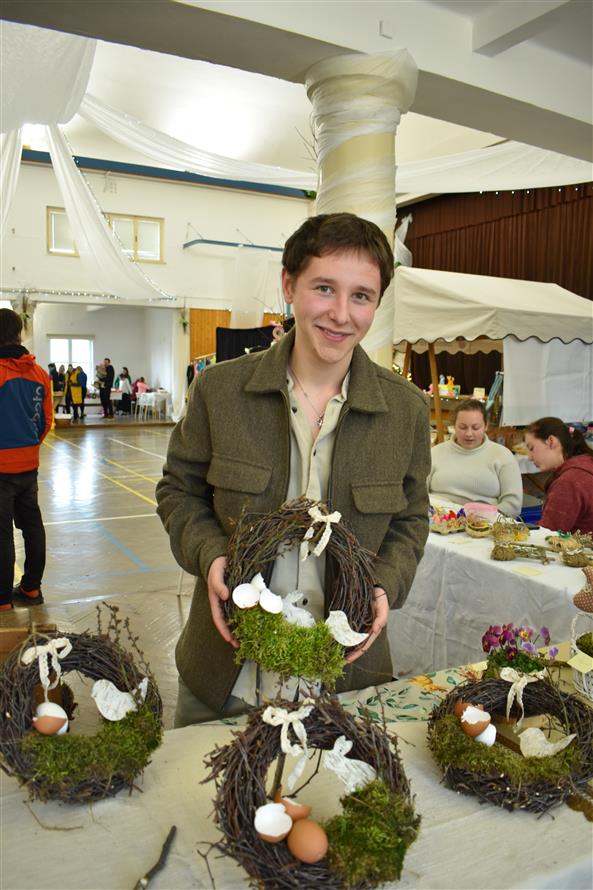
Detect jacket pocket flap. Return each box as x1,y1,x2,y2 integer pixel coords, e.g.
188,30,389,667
352,481,407,514
207,454,272,494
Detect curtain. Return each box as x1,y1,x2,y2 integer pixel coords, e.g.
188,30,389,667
215,325,276,362
404,184,593,301
45,125,174,302
1,22,95,133
1,129,22,241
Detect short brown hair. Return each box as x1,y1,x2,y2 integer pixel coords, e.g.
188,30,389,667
0,308,23,346
282,213,394,298
453,398,487,423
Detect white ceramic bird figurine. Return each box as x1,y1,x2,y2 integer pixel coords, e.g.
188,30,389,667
519,727,576,758
282,590,315,627
323,735,377,793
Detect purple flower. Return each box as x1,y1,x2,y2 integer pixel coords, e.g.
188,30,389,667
540,626,551,646
548,646,559,660
490,625,502,636
502,626,515,643
520,641,537,655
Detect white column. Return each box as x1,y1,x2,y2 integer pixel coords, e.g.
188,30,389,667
306,51,418,366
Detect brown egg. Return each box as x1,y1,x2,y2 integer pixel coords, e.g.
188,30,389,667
453,700,483,718
33,702,68,735
287,819,328,864
274,787,312,822
461,705,491,738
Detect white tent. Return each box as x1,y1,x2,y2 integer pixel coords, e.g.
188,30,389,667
393,267,593,429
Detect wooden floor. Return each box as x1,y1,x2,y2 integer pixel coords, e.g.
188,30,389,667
1,425,191,729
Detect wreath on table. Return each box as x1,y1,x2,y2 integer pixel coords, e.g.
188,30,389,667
427,676,593,814
0,604,163,803
203,695,420,889
223,497,376,688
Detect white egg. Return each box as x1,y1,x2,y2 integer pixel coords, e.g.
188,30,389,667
474,723,497,746
232,582,261,609
259,588,283,614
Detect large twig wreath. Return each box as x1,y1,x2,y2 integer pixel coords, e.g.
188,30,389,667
204,695,419,889
0,605,163,803
428,677,593,814
222,498,375,685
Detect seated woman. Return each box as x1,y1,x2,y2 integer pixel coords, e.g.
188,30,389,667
525,417,593,533
428,399,523,516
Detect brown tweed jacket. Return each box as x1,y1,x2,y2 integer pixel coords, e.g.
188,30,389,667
156,328,430,712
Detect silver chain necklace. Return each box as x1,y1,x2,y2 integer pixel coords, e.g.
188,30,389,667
290,367,325,428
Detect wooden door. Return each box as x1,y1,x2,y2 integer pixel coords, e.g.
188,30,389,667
189,308,230,359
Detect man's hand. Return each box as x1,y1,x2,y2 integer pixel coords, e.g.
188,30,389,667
345,588,389,664
207,556,239,648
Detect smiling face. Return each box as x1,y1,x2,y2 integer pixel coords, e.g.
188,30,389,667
454,410,487,450
525,432,565,471
282,249,380,376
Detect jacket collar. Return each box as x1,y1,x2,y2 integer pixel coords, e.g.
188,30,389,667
244,326,388,414
0,344,28,359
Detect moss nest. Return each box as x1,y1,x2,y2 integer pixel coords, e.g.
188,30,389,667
324,779,420,886
427,677,593,814
576,632,593,658
231,607,345,688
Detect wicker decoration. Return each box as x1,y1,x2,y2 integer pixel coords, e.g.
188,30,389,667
223,498,375,683
492,516,529,543
571,613,593,702
428,678,593,814
465,520,492,538
561,549,593,568
0,605,162,803
204,695,419,889
491,542,551,564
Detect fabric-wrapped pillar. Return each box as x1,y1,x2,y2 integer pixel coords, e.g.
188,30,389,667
306,52,418,367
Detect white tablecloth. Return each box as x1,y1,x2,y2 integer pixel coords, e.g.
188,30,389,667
137,391,169,417
2,676,591,890
388,525,582,677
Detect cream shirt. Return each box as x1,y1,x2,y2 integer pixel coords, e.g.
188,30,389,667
232,371,349,705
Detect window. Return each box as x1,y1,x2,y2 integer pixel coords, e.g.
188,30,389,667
48,337,93,384
47,207,77,256
106,213,164,262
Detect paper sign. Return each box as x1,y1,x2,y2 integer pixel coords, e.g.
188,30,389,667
567,651,593,674
512,566,542,577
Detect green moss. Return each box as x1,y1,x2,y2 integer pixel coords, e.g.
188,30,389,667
483,650,546,677
576,632,593,658
429,714,578,783
20,705,162,789
323,779,420,887
231,608,345,688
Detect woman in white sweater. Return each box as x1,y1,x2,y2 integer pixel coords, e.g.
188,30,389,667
428,399,523,517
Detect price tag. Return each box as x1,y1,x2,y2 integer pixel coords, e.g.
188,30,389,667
567,651,593,674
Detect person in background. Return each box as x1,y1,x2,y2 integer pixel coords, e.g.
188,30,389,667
156,212,431,725
0,309,52,609
428,398,523,516
525,417,593,534
64,364,83,421
135,377,149,395
100,357,115,419
47,363,60,390
117,367,133,415
76,366,87,419
57,365,65,390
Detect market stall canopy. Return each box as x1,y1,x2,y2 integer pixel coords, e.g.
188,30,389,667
393,267,593,345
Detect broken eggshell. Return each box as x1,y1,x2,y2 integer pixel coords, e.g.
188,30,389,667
254,802,293,843
33,701,68,735
461,705,491,738
453,700,484,718
325,610,368,647
474,723,497,746
274,786,312,821
232,582,260,609
259,587,283,614
250,573,267,592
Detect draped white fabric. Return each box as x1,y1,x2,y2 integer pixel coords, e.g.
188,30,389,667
45,125,173,302
229,248,275,328
79,94,318,190
0,129,22,241
396,140,593,193
502,337,593,425
0,22,95,133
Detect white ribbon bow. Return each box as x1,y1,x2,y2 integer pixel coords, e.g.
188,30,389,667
21,637,73,698
499,667,545,730
299,505,342,562
262,698,315,791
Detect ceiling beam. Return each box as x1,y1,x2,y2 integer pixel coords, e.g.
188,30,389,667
472,0,573,56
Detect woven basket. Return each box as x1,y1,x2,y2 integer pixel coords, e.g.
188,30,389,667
571,612,593,702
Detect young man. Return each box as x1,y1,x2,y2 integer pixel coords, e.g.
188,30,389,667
100,357,115,418
157,213,431,724
0,308,52,609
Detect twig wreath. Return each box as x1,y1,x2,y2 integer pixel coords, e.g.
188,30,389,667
223,497,375,687
0,604,163,803
428,677,593,814
204,695,420,889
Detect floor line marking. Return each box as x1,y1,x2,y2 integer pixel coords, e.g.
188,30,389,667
107,438,167,459
47,434,157,506
44,513,158,526
94,522,150,571
100,456,160,485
